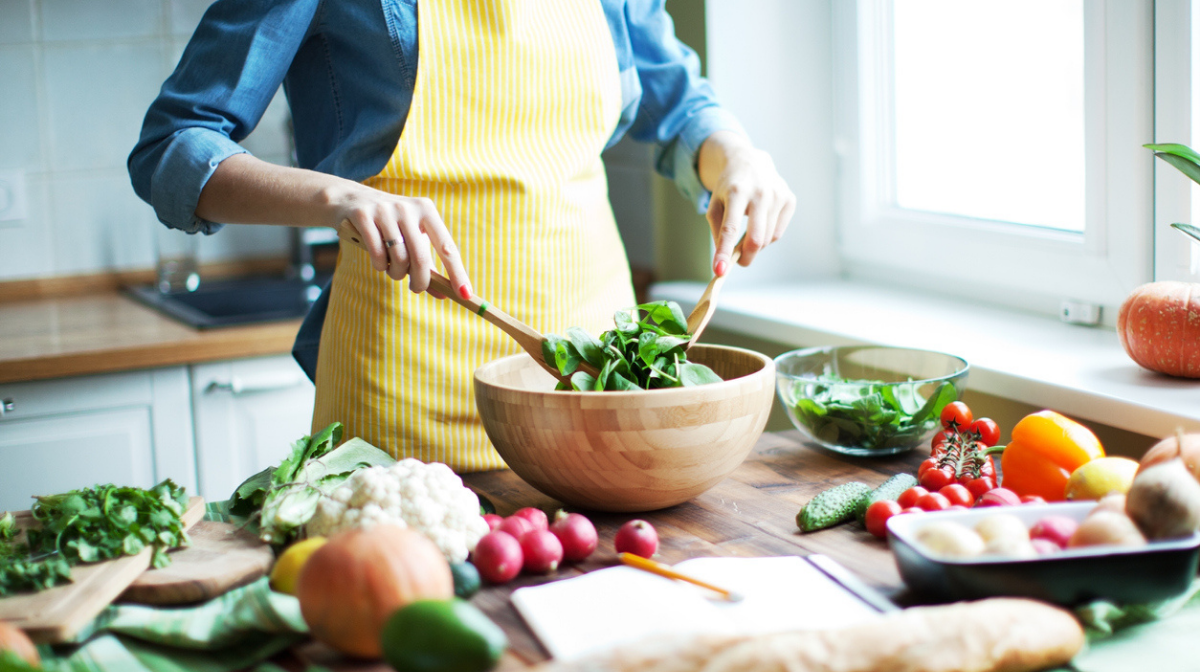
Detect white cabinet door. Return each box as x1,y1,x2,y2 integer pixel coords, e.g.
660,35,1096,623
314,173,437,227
191,355,315,502
0,407,154,512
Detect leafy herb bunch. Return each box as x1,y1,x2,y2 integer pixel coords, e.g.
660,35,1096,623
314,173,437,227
229,422,396,545
0,480,190,595
543,300,722,391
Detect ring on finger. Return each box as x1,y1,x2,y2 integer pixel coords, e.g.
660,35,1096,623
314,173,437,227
384,239,399,249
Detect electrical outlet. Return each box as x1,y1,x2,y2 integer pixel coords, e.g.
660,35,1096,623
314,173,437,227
0,170,28,225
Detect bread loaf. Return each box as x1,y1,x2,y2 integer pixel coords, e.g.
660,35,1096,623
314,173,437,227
538,598,1083,672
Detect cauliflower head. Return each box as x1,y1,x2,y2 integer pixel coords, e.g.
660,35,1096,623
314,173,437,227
306,458,490,563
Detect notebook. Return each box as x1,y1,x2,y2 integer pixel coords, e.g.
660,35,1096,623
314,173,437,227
510,555,893,661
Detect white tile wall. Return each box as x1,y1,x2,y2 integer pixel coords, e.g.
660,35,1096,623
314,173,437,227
0,0,34,45
0,45,43,171
41,0,161,43
51,172,157,273
0,0,292,282
43,42,165,172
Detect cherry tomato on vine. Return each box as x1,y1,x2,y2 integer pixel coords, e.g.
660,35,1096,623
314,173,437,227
865,500,902,538
918,458,939,479
939,402,973,430
931,430,953,452
967,418,1000,446
918,466,954,491
939,483,974,507
897,486,928,509
963,476,996,500
916,492,952,512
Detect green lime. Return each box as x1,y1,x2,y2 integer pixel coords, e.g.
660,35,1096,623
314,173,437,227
381,599,507,672
451,561,482,599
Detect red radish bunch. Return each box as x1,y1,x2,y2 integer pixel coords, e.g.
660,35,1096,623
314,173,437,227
473,531,523,584
550,511,598,561
471,508,599,584
520,530,563,573
614,519,658,558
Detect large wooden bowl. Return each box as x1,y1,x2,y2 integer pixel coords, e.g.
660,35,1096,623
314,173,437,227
473,344,776,512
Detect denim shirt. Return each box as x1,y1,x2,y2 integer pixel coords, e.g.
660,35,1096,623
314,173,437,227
128,0,743,381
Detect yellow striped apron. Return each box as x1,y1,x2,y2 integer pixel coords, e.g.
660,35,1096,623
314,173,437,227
312,0,634,470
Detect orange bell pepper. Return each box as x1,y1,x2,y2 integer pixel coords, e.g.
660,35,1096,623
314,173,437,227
999,410,1105,501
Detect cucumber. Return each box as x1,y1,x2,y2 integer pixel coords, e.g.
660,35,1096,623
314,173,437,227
854,473,919,523
796,481,872,532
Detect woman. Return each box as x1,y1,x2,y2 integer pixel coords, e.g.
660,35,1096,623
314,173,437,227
130,0,794,471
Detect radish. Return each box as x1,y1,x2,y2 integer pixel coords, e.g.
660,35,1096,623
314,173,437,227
549,510,598,562
977,488,1022,508
473,531,523,584
519,529,563,573
1029,515,1078,549
614,519,658,558
1031,538,1062,555
512,507,549,531
499,515,534,540
483,513,504,532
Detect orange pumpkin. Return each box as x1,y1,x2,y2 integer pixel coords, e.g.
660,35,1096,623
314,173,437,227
1116,281,1200,378
0,621,40,667
1138,433,1200,481
296,525,452,658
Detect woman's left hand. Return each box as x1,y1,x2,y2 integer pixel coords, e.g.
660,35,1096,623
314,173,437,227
698,130,796,276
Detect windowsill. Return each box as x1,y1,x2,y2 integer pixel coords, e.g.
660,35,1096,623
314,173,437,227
651,279,1200,439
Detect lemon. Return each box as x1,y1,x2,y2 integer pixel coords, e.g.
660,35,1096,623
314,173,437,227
270,536,327,595
1065,457,1140,501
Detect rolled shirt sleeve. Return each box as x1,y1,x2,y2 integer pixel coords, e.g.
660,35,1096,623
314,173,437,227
622,0,747,213
128,0,319,233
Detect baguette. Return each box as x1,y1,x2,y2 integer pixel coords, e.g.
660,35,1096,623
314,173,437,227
538,598,1084,672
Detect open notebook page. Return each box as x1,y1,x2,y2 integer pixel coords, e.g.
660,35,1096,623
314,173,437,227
510,556,883,661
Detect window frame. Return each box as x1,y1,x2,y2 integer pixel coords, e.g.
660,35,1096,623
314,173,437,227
832,0,1154,320
1153,0,1200,283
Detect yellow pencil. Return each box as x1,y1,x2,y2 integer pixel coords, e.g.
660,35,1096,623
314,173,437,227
618,552,744,602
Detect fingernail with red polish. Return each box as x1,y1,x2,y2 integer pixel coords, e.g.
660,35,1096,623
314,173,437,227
716,260,728,277
459,284,473,300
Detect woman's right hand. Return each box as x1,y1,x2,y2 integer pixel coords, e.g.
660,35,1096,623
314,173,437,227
330,181,473,300
195,154,474,300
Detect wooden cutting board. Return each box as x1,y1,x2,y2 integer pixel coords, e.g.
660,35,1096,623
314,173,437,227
0,496,204,644
119,520,274,605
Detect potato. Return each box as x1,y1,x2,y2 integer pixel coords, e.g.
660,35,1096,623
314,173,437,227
915,521,985,558
1068,511,1146,548
974,514,1029,544
1125,458,1200,540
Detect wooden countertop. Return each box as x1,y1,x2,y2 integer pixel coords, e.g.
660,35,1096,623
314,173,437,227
296,430,924,671
0,293,301,384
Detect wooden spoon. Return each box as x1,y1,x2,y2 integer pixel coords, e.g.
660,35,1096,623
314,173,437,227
335,221,595,384
685,248,740,350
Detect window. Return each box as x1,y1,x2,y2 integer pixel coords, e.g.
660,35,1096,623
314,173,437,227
1154,0,1200,283
833,0,1153,319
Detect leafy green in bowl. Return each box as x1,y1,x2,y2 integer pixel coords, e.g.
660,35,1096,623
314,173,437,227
775,346,968,456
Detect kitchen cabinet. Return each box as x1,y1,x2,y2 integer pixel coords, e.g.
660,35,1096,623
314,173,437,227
0,368,195,511
190,355,315,501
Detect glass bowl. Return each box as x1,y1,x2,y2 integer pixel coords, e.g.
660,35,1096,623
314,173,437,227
774,345,969,456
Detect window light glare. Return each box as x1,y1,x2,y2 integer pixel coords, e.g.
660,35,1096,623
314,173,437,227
891,0,1085,232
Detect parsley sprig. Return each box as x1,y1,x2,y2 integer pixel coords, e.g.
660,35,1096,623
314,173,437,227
0,480,190,596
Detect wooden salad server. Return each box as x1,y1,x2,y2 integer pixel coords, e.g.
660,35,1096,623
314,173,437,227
335,221,597,384
684,248,741,351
